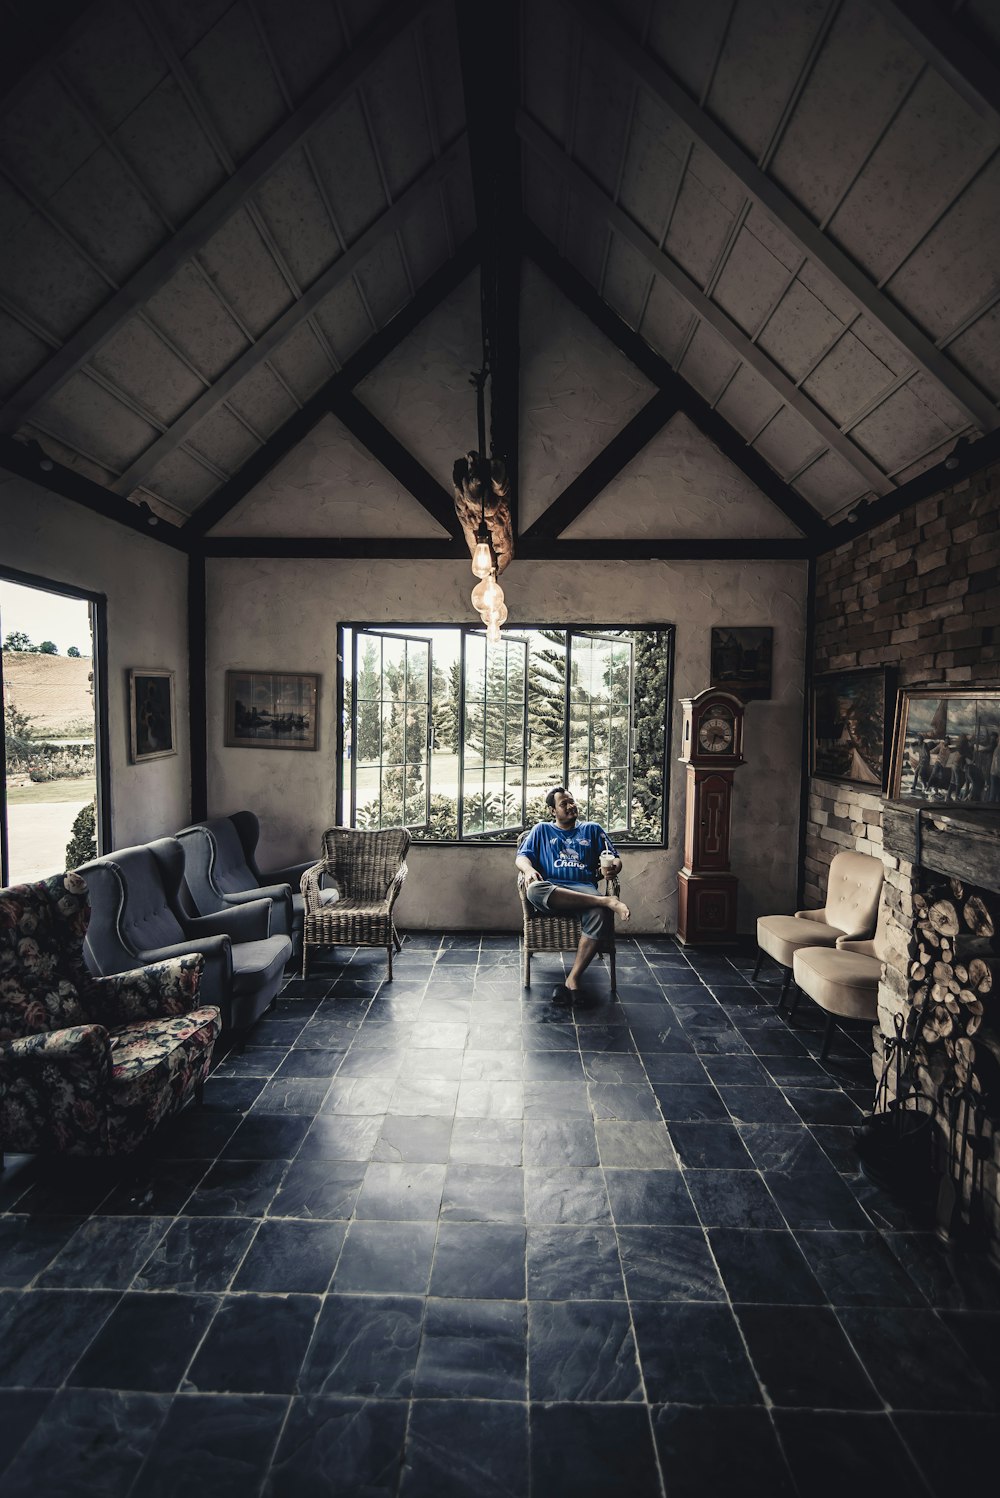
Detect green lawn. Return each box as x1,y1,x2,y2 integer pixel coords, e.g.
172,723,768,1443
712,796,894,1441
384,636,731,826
6,777,95,805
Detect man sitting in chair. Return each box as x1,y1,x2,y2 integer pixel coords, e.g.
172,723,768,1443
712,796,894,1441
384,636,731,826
516,786,630,1004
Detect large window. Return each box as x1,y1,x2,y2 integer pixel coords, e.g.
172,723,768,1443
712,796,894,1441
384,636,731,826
341,625,672,844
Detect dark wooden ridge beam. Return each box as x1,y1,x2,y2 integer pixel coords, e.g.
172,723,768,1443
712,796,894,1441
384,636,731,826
202,537,467,559
455,2,521,535
0,0,430,435
569,0,998,435
333,394,460,538
518,110,896,498
202,534,810,560
184,237,478,539
870,0,1000,127
523,390,680,542
523,222,827,545
822,428,1000,551
0,436,189,551
113,137,468,498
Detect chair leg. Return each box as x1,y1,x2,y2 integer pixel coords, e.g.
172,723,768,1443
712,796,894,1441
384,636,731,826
752,950,764,982
819,1011,837,1061
302,941,309,980
392,926,402,953
386,941,393,982
609,945,617,993
777,969,792,1009
786,984,802,1018
195,1078,205,1106
522,942,530,988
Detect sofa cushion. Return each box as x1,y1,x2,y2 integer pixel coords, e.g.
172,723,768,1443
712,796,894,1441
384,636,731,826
230,935,292,995
792,946,881,1020
756,913,843,968
109,1007,222,1128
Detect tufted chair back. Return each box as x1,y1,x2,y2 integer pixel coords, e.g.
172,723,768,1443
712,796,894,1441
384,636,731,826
823,851,884,943
0,874,93,1040
319,827,412,902
178,818,256,913
80,839,188,974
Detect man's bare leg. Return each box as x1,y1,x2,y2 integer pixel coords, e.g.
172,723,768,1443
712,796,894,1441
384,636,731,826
566,932,600,990
545,887,631,923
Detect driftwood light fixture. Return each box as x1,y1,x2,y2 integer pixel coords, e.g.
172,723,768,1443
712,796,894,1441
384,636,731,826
454,356,514,641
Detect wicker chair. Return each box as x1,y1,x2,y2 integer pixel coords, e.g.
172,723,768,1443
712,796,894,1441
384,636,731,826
516,830,619,991
300,827,410,980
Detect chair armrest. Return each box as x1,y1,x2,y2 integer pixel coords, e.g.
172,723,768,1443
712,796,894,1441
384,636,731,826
793,908,830,924
835,936,878,957
223,884,294,936
136,935,232,1002
186,901,272,942
385,863,407,911
301,861,337,914
2,1023,112,1092
84,953,205,1028
262,859,313,886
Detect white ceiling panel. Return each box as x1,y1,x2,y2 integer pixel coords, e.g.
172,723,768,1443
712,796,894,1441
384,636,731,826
0,71,100,199
575,35,636,196
50,147,166,283
253,0,350,101
113,76,227,224
184,3,287,162
145,262,251,382
639,275,693,367
752,403,824,478
225,363,299,439
707,0,831,162
678,321,739,404
186,403,259,474
518,260,656,531
714,363,782,440
851,382,957,473
946,304,1000,403
310,93,392,243
602,232,658,331
36,374,159,473
756,277,846,382
143,444,219,513
268,321,335,403
714,225,796,337
210,409,453,536
802,330,899,426
0,314,49,402
617,89,688,243
252,147,345,291
198,209,296,338
0,211,107,339
59,0,168,132
647,0,736,102
792,449,867,516
90,317,206,426
355,271,481,492
562,410,803,539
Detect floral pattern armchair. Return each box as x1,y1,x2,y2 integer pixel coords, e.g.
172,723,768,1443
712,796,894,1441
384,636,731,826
0,873,221,1159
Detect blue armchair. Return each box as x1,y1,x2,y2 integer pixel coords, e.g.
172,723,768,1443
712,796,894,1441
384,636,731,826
77,838,292,1039
176,812,332,956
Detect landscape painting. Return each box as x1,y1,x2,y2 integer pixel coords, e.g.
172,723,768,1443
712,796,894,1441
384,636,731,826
889,688,1000,804
711,627,773,702
812,667,895,787
225,671,319,750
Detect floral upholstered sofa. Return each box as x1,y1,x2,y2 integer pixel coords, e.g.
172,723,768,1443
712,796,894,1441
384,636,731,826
0,872,221,1159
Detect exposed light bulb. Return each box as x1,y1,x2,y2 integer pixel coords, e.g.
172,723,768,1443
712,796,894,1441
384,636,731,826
486,617,501,644
471,540,493,578
483,601,508,627
471,572,503,613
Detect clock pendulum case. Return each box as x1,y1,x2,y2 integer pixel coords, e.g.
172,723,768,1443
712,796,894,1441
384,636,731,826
676,688,746,944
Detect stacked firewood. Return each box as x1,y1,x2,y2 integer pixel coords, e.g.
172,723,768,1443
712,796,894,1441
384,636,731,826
909,877,998,1101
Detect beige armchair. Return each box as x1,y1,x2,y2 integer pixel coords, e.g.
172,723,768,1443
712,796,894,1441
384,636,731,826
791,889,889,1059
300,827,410,980
516,830,619,991
753,850,884,1006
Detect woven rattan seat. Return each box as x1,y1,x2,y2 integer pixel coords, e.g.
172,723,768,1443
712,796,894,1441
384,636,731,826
516,830,619,991
300,827,410,980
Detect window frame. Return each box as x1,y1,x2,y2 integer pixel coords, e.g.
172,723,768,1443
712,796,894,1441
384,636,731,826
337,621,674,848
0,564,111,885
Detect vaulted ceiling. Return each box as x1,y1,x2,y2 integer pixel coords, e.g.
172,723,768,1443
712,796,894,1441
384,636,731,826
2,0,998,557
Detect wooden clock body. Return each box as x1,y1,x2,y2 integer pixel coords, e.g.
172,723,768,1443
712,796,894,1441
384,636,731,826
677,688,745,945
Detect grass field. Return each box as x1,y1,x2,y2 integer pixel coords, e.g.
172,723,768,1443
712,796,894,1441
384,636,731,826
7,777,95,805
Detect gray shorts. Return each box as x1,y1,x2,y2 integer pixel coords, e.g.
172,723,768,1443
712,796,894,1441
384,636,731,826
525,880,612,940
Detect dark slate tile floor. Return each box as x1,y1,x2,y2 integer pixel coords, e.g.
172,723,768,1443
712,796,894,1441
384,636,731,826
1,933,998,1497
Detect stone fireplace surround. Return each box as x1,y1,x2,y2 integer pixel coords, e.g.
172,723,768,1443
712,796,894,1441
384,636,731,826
878,802,1000,1265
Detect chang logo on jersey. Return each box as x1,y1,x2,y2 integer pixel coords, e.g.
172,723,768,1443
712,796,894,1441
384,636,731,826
552,834,588,871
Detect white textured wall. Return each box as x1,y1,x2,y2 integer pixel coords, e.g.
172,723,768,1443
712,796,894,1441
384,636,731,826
0,471,191,849
206,555,807,933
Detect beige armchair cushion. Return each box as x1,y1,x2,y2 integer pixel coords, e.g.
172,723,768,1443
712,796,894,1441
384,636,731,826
792,945,880,1021
756,850,884,969
756,912,843,967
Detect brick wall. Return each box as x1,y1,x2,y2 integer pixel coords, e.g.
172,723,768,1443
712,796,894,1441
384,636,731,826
804,457,1000,906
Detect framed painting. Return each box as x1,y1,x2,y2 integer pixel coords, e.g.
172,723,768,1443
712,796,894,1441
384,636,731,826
888,687,1000,804
225,670,319,750
811,666,896,788
711,627,773,702
129,669,176,762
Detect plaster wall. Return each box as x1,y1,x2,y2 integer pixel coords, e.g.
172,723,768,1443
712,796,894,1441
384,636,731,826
206,555,807,933
0,472,191,848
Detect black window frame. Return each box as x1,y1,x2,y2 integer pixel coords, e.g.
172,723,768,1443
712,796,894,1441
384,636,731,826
0,564,111,885
337,621,675,848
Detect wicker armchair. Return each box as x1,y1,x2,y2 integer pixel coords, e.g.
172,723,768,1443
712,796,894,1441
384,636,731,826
300,827,411,980
516,830,619,991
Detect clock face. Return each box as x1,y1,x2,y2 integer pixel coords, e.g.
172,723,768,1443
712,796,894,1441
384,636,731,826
698,711,734,753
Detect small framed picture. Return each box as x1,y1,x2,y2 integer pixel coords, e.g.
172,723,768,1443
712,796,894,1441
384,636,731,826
889,687,1000,804
225,670,319,751
711,627,773,702
811,666,896,788
129,670,176,762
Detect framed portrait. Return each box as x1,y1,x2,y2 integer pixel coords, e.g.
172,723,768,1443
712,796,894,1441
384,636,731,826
888,687,1000,804
129,670,176,763
225,670,319,751
811,666,896,788
710,627,773,702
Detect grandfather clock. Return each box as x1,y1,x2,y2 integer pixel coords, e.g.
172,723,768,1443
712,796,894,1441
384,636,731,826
677,688,746,945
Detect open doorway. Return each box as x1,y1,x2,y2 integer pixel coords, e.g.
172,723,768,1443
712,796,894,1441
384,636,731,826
1,571,108,885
